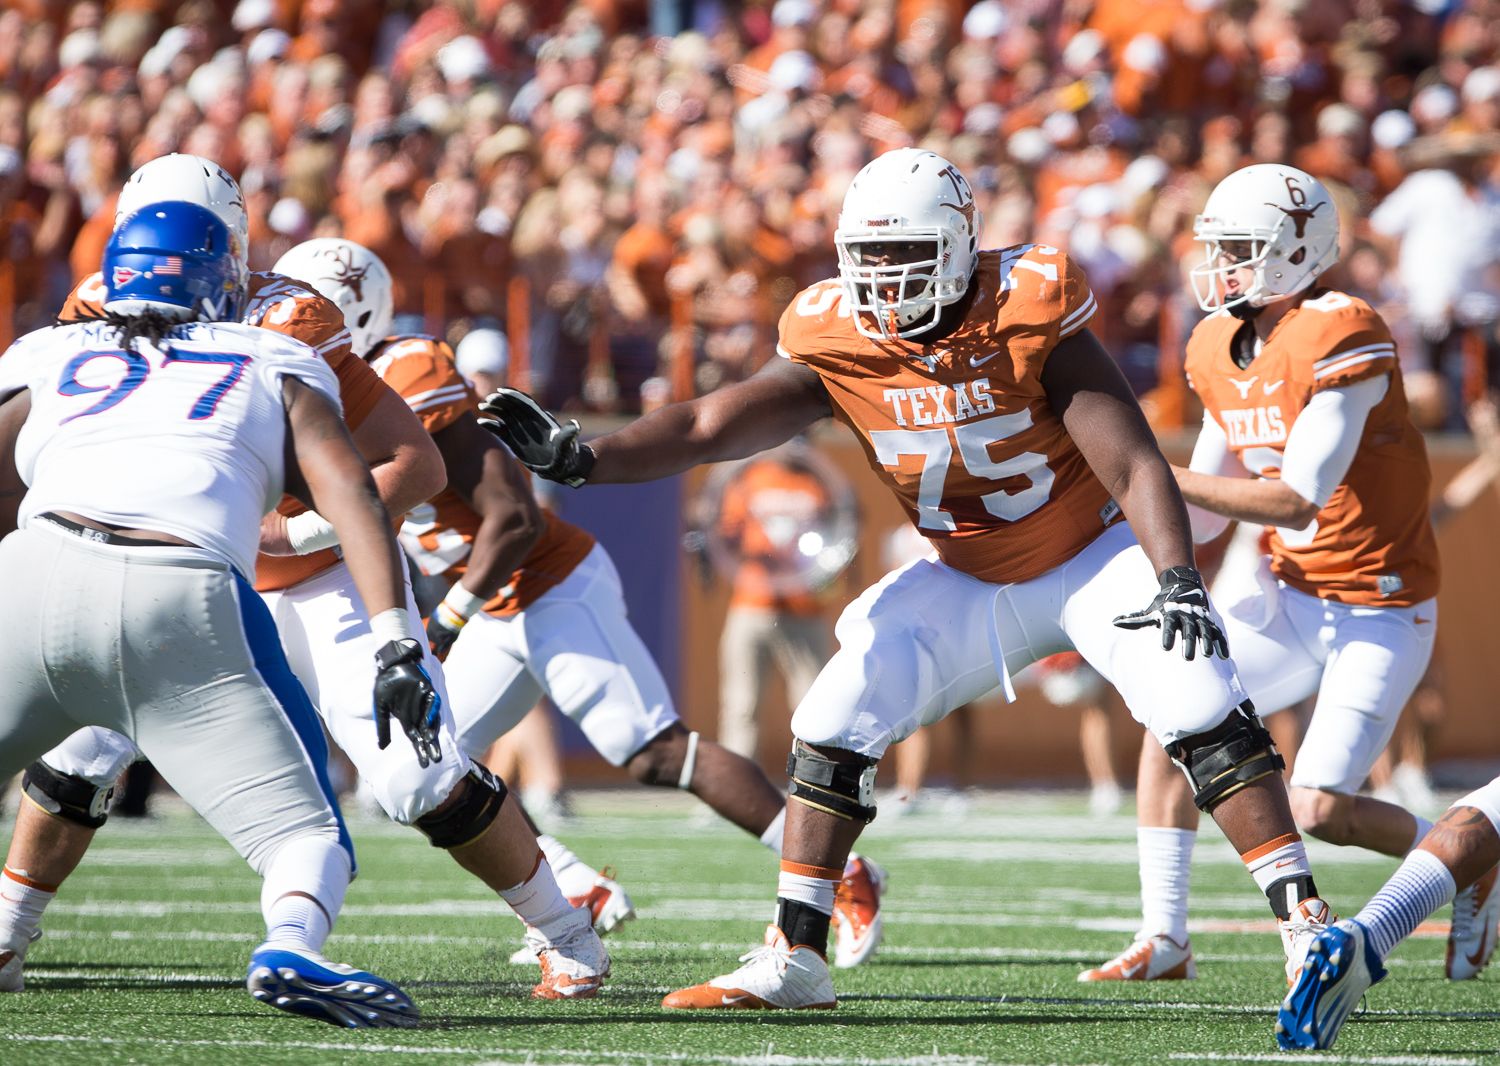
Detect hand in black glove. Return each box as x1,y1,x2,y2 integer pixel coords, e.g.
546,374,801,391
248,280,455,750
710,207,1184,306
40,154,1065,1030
476,388,595,487
424,609,463,659
373,638,443,766
1112,565,1230,661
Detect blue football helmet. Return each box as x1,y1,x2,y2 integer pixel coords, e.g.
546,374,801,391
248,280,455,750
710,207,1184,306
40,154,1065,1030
103,201,246,322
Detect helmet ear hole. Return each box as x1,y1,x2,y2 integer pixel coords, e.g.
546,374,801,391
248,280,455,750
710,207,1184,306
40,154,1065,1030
358,311,372,327
1289,247,1306,265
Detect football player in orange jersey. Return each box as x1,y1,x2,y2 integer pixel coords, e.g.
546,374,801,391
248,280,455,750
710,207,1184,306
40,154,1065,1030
0,159,612,1004
275,238,887,970
480,148,1331,1009
1080,164,1490,989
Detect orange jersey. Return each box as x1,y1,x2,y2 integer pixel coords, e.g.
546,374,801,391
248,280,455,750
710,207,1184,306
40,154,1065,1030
777,245,1114,585
371,335,595,616
61,270,393,591
1184,290,1439,607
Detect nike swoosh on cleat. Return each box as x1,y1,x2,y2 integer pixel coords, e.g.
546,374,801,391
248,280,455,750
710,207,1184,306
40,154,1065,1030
720,993,756,1006
1120,961,1146,979
1468,926,1494,969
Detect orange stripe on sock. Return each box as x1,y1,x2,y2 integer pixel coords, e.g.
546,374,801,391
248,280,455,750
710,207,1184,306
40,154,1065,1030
1239,832,1301,865
780,860,843,882
2,866,59,893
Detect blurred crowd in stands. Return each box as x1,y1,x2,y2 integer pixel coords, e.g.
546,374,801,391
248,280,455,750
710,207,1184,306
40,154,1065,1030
4,0,1500,427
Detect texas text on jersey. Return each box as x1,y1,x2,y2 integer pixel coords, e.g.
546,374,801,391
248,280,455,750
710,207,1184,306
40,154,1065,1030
368,334,594,614
1184,289,1439,607
61,270,391,591
777,243,1110,585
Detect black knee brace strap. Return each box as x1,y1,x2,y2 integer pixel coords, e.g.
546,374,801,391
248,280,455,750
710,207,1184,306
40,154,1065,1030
22,761,114,829
786,740,878,824
414,762,509,849
1166,701,1285,813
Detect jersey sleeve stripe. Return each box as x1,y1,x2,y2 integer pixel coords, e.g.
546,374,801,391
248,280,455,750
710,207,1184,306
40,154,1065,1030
315,329,353,354
775,343,796,361
1312,351,1395,380
1058,291,1099,337
404,384,470,410
1312,342,1395,368
409,390,472,414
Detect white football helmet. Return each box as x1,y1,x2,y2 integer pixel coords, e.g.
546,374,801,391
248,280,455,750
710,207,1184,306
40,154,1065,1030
273,238,394,357
835,148,982,340
1190,163,1339,313
116,154,249,289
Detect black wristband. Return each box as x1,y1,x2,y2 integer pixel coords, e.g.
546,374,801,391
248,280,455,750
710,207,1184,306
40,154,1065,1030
374,638,422,670
573,442,597,483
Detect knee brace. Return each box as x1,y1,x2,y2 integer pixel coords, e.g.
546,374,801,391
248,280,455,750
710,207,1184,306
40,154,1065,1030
22,761,115,829
412,762,509,850
1166,701,1285,813
786,739,878,824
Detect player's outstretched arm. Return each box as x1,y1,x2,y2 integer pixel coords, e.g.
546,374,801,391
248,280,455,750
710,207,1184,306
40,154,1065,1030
480,357,831,486
424,415,544,655
1043,329,1227,660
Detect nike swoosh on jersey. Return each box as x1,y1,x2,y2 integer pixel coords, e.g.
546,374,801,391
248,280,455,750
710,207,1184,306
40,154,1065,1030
969,351,1000,368
1263,380,1285,394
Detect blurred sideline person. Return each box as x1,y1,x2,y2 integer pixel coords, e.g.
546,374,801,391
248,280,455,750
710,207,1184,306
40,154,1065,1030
1081,165,1461,986
1034,654,1124,817
695,442,836,761
0,202,427,1025
0,158,609,1003
479,148,1331,1010
272,238,886,969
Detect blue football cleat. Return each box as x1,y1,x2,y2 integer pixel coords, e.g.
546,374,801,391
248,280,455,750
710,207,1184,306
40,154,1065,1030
1275,919,1387,1050
247,945,418,1029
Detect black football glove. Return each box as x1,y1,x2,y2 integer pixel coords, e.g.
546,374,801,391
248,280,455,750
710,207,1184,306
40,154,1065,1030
424,609,464,659
373,638,443,767
1112,565,1229,661
476,388,595,487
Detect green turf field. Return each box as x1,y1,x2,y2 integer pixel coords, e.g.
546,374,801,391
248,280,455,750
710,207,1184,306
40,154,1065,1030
3,789,1497,1065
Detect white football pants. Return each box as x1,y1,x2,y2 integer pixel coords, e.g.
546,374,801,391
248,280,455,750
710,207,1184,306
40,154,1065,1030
791,521,1249,757
0,523,351,902
441,545,679,766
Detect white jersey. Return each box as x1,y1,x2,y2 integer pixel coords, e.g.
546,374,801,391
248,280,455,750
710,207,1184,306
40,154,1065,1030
0,320,341,577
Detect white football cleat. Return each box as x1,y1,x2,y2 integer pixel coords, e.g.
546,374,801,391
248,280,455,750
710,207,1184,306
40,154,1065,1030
525,906,610,1000
1276,918,1386,1050
1448,863,1500,980
661,924,836,1010
1280,897,1334,986
1078,932,1196,982
0,928,42,993
508,869,636,965
831,856,885,969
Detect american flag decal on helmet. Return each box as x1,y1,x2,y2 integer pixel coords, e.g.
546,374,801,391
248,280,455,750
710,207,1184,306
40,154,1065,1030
156,257,184,276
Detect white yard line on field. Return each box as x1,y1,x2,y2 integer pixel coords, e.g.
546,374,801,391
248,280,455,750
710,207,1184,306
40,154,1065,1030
1,1035,1052,1066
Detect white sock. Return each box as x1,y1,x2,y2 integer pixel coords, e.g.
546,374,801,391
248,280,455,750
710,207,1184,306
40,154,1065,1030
0,866,56,947
257,835,350,953
264,893,334,952
1407,815,1435,853
777,860,840,915
1137,827,1194,944
758,809,787,854
499,852,576,929
1356,849,1456,959
536,833,597,899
